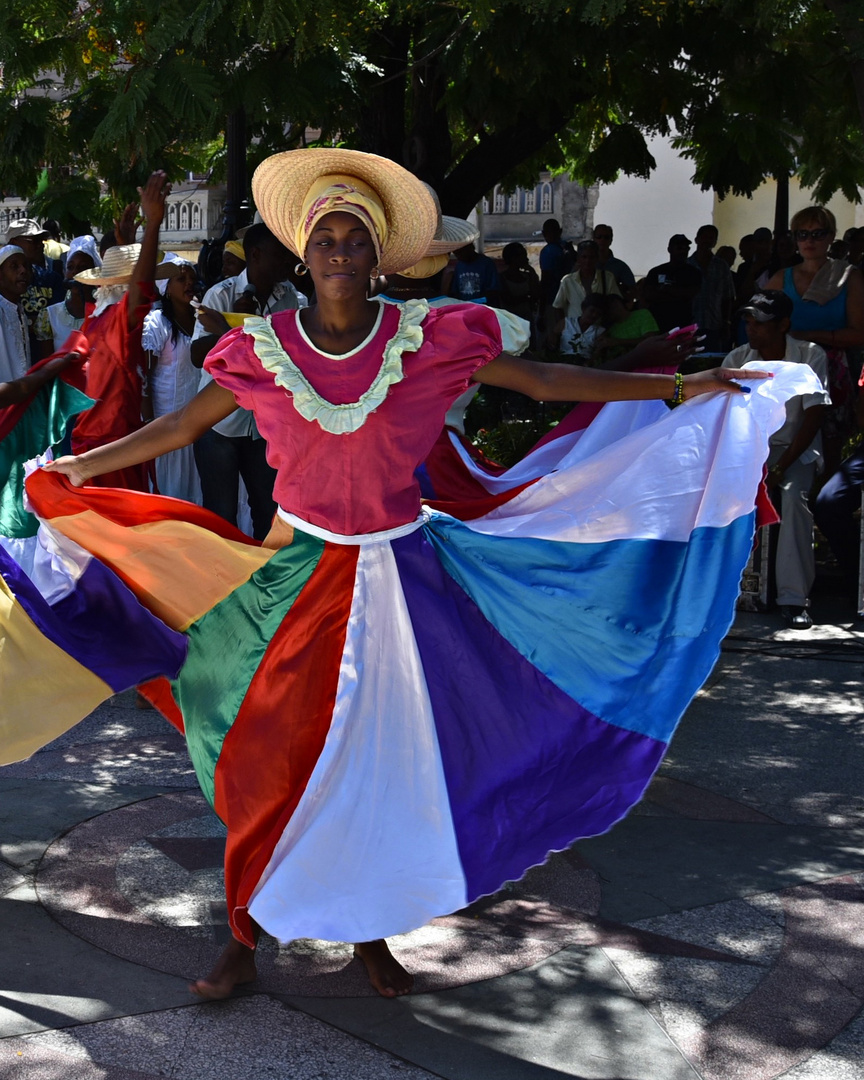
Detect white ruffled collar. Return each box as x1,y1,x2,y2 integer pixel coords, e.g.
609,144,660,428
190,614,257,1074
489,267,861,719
243,299,429,435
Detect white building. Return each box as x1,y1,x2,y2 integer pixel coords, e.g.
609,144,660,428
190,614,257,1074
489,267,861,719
0,179,227,248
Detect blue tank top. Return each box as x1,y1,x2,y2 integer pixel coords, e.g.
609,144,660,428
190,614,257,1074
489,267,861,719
783,267,847,331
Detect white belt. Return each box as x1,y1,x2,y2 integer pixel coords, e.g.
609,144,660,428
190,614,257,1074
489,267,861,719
277,507,429,546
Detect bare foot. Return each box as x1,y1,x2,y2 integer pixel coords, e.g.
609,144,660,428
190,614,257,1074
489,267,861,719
189,939,257,1000
353,939,414,998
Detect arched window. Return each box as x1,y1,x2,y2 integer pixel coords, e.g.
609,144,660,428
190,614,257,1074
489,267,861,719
481,195,490,215
167,203,177,230
192,203,201,229
507,190,520,214
540,183,553,214
524,187,537,214
180,203,189,230
493,186,505,214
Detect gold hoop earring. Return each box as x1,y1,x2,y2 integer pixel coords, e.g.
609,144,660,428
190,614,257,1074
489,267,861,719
295,262,308,276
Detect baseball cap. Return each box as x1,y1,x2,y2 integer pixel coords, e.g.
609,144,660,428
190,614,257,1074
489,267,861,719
738,290,793,322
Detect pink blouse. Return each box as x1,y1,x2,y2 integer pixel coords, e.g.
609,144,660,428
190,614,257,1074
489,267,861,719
204,301,502,534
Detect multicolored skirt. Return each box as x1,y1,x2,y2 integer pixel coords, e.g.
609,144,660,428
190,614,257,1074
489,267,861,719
0,363,814,947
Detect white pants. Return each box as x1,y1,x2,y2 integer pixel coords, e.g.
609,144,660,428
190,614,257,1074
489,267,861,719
769,448,817,608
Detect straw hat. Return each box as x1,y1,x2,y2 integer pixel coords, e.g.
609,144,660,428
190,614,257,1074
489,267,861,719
423,185,478,255
74,244,181,286
251,149,438,276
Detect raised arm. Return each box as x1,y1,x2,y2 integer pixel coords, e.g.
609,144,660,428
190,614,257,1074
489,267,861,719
127,171,171,329
44,381,237,486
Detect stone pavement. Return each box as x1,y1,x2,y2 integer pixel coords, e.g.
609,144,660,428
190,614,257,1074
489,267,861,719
1,593,863,1079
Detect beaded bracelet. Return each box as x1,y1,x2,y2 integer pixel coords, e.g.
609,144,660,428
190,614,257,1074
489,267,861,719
668,371,685,407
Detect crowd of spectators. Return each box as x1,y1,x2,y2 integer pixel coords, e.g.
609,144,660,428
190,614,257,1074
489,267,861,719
2,198,864,626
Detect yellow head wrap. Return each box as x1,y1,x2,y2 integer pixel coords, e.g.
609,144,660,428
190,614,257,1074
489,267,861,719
224,240,246,261
296,175,388,266
398,253,450,280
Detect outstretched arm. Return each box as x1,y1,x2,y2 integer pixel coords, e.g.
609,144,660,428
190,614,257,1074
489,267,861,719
44,382,237,486
475,333,768,402
0,352,83,407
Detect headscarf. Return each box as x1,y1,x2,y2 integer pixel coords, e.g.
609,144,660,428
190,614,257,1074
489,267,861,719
92,284,129,318
0,245,24,269
296,175,388,267
67,235,102,270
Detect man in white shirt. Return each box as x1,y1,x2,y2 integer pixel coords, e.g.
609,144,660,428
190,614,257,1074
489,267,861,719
722,291,830,628
191,224,305,539
0,245,32,385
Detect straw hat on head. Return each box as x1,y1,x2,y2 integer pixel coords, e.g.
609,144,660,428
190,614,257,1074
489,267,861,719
251,148,438,276
422,185,479,255
73,244,181,286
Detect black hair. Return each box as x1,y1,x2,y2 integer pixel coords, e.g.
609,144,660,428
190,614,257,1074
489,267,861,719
502,242,527,264
242,223,280,257
157,266,198,344
99,230,117,257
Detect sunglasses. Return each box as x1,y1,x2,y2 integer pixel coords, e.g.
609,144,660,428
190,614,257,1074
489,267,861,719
794,229,831,242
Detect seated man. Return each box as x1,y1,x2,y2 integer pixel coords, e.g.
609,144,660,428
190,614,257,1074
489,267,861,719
722,291,831,628
813,391,864,617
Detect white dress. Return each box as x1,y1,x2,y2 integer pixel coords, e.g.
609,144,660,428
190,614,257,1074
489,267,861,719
142,308,202,503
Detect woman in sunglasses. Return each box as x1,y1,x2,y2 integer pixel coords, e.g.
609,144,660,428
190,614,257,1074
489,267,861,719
766,206,864,475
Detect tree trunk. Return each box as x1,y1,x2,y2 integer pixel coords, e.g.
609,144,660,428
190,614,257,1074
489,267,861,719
356,26,411,162
440,110,568,217
222,107,249,239
773,172,789,238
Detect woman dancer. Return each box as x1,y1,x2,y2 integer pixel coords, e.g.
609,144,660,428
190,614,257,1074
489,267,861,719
28,150,773,1000
70,173,178,491
142,255,202,502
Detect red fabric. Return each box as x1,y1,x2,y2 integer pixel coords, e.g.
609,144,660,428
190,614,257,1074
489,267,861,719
204,303,503,534
426,479,536,521
26,468,257,542
422,428,506,503
755,465,780,529
0,331,90,442
214,542,358,946
138,678,185,734
72,290,155,491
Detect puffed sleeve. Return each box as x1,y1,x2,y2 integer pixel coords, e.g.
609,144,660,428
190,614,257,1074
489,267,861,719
141,309,170,355
202,324,262,411
422,302,503,405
